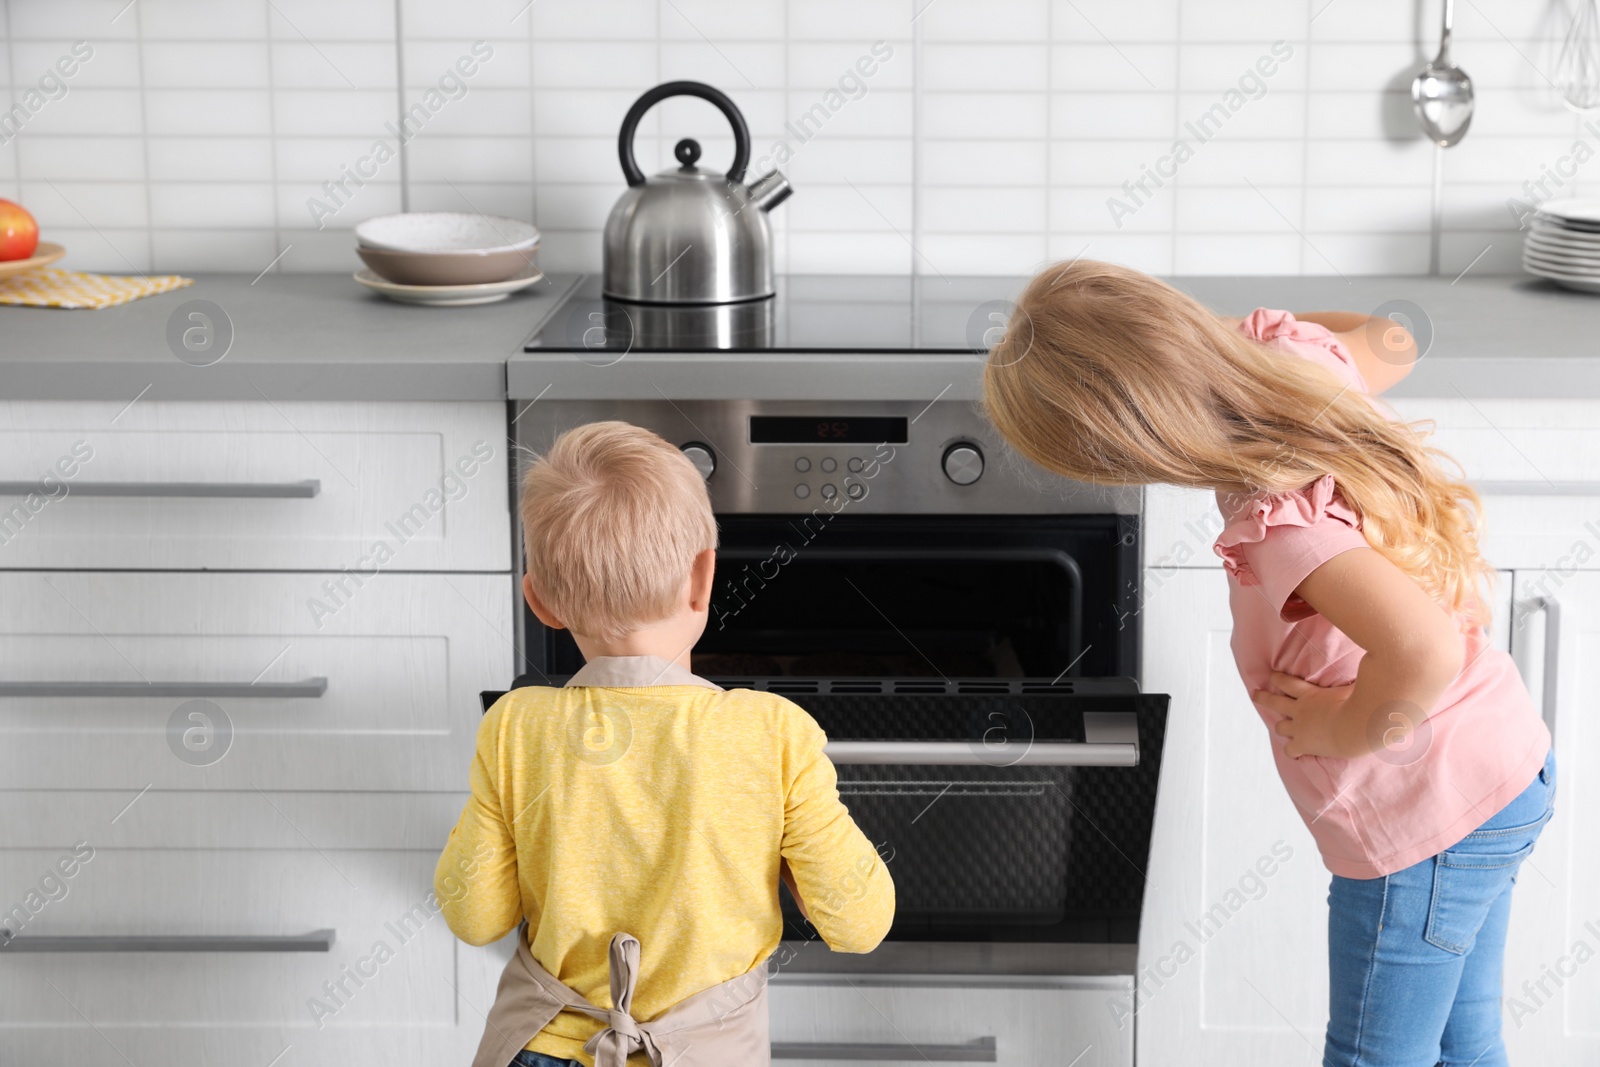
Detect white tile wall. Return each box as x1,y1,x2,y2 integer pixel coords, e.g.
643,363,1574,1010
0,0,1585,277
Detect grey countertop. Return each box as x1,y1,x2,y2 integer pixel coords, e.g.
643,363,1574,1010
0,271,582,402
1,270,1593,401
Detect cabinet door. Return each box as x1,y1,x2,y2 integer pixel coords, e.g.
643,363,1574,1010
0,571,514,790
1138,567,1520,1065
1138,568,1327,1066
1500,572,1600,1067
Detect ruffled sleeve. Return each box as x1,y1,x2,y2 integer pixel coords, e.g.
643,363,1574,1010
1213,475,1371,622
1238,308,1368,393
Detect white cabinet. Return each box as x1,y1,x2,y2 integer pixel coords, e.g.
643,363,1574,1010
1498,571,1600,1067
0,571,514,790
0,846,513,1063
0,400,518,1067
0,401,511,570
769,974,1133,1066
1137,512,1520,1064
1387,397,1600,569
1138,567,1329,1067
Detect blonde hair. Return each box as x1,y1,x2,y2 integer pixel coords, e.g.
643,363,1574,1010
983,260,1491,626
520,421,718,639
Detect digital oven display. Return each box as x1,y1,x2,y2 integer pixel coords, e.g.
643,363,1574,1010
749,416,909,445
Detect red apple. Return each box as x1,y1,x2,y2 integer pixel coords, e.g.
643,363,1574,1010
0,199,40,262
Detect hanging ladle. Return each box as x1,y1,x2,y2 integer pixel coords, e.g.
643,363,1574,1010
1412,0,1474,146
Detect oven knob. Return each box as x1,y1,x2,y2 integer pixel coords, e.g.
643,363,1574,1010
680,443,715,481
942,443,984,486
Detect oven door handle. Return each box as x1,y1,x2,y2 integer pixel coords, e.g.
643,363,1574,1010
824,741,1135,767
827,713,1138,767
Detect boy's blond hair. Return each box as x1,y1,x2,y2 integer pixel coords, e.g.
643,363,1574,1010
520,421,718,640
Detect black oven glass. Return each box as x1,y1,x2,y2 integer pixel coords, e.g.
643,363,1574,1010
794,688,1166,944
530,515,1138,681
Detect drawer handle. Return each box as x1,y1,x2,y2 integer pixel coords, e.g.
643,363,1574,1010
0,480,321,499
1472,481,1600,497
0,678,328,698
772,1037,996,1062
0,929,336,953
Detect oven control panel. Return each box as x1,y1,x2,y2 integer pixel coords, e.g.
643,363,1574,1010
519,400,1139,516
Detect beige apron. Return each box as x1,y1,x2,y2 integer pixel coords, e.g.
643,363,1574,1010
471,925,770,1067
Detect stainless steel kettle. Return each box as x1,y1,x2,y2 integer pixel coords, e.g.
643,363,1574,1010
602,81,792,304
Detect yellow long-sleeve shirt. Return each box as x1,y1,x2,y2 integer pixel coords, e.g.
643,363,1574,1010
434,657,895,1066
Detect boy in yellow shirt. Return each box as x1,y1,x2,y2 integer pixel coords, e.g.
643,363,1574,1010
435,420,895,1067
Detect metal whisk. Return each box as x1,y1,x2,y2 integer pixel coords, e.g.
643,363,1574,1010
1559,0,1600,111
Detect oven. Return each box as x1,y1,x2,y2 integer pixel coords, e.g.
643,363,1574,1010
507,393,1168,950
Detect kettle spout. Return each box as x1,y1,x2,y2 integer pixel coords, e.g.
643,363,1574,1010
746,170,793,213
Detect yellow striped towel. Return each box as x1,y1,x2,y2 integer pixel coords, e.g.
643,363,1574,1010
0,268,194,309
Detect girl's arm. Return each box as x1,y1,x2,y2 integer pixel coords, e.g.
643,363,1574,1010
1251,547,1465,760
1292,311,1418,394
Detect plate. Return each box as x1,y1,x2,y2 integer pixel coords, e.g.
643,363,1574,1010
353,266,544,306
0,241,66,280
1526,230,1600,252
1524,240,1600,265
1522,259,1600,293
1533,198,1600,226
1525,243,1600,267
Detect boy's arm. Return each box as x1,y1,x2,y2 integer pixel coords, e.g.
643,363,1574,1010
779,859,809,920
434,707,522,946
780,725,894,952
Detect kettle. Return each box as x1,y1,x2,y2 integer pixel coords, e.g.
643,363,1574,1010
602,81,792,304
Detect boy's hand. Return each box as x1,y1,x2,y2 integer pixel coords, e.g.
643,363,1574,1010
1254,671,1359,760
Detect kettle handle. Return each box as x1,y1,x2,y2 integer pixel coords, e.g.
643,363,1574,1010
617,80,751,188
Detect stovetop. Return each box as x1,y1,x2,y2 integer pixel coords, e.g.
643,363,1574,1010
523,274,1027,354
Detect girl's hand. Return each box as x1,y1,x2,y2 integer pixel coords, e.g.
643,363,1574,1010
1253,671,1357,759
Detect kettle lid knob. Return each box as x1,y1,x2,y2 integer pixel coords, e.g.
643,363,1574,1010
674,138,702,169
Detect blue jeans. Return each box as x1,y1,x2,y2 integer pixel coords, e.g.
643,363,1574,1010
1324,749,1556,1067
509,1052,581,1067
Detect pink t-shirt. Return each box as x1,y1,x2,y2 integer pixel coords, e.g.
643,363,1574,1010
1213,308,1551,880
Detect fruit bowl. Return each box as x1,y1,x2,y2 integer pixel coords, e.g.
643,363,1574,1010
0,242,66,281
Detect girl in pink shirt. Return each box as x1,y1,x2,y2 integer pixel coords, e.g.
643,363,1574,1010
984,260,1553,1067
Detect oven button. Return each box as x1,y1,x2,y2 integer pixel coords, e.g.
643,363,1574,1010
846,482,865,500
680,443,716,481
847,457,863,473
794,483,811,499
794,457,811,473
820,483,837,499
942,443,984,485
820,457,837,473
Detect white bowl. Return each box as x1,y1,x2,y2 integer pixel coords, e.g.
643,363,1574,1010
356,212,540,256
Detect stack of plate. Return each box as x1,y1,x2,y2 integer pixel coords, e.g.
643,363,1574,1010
1524,199,1600,294
354,212,542,306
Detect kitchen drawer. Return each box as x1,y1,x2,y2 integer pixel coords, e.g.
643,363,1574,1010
0,400,510,570
768,974,1133,1066
0,847,509,1064
1389,398,1600,570
0,570,514,790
